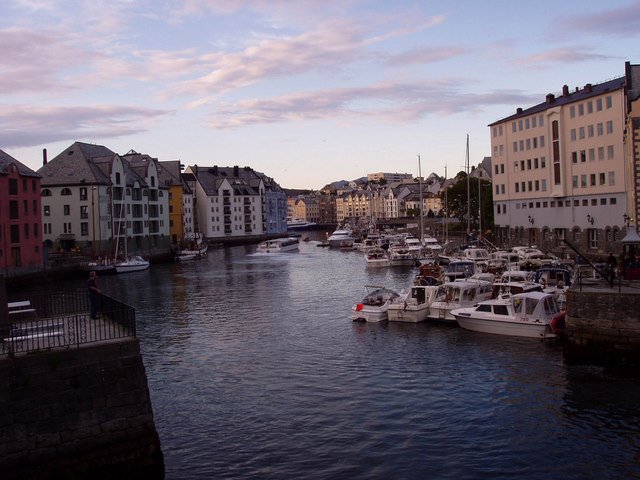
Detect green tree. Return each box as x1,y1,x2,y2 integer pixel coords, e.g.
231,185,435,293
440,174,494,233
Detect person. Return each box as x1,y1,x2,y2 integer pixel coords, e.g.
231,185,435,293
606,253,617,283
88,271,101,319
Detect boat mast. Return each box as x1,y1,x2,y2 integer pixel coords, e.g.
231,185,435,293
444,165,448,244
418,155,424,241
466,134,470,239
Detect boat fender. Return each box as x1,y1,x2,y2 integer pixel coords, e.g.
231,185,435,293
355,303,364,312
550,311,566,334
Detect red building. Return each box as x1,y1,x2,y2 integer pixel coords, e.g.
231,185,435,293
0,149,43,276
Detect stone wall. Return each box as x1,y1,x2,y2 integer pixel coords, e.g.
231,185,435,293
0,338,164,479
565,289,640,366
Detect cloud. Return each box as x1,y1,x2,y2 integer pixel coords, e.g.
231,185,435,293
385,45,470,66
560,1,640,36
0,104,169,148
204,81,537,129
514,47,614,66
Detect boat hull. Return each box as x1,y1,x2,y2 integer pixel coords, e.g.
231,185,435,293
387,305,429,323
454,314,555,339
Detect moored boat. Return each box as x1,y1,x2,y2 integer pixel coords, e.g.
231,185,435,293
364,247,389,267
387,284,439,323
115,255,150,273
351,285,402,322
427,279,493,323
451,291,563,339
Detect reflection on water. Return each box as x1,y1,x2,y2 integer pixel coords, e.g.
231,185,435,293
25,240,640,479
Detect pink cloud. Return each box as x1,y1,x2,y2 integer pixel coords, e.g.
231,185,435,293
0,104,169,148
561,2,640,36
514,47,613,66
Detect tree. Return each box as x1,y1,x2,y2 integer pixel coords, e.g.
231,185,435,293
440,174,494,233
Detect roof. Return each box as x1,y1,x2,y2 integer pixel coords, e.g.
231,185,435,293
37,141,116,186
489,77,625,126
0,148,40,178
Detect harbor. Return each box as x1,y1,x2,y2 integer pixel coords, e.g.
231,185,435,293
7,235,640,479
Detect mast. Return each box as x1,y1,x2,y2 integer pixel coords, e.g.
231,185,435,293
466,134,470,238
444,165,448,244
418,155,424,241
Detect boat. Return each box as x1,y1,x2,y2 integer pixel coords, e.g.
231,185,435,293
287,218,318,230
80,257,117,274
327,227,354,248
387,284,439,323
351,285,402,322
421,236,443,254
451,291,563,339
256,237,300,254
427,279,493,323
175,252,198,262
443,260,475,281
115,255,150,273
388,239,414,267
176,235,208,257
364,247,390,267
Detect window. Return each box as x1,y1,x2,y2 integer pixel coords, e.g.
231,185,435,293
599,173,605,185
64,205,70,216
80,205,88,219
597,123,603,136
61,188,72,196
581,175,587,187
494,305,509,316
589,228,598,249
597,98,603,111
11,225,20,243
24,223,29,239
572,176,578,188
81,222,89,236
570,129,577,141
606,120,613,134
570,106,576,118
41,189,52,196
9,178,18,195
541,179,547,191
607,145,614,160
44,205,50,216
608,172,615,185
610,198,617,205
80,187,87,200
572,152,578,164
579,127,585,139
580,150,586,163
589,149,595,162
590,174,596,186
9,200,19,219
588,125,594,137
598,147,605,160
606,95,612,108
578,104,584,116
587,101,593,113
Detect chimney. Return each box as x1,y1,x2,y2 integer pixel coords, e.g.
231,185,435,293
42,148,47,165
516,107,523,114
213,165,218,176
562,85,569,96
584,83,592,93
233,165,239,177
546,93,555,104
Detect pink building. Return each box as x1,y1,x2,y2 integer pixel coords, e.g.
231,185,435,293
0,149,43,275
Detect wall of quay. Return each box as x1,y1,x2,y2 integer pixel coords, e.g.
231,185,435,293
565,288,640,367
0,338,164,479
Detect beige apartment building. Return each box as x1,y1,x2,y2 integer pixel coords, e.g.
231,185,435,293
490,75,630,253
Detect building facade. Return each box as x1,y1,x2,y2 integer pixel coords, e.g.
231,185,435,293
38,142,171,259
0,149,43,275
490,76,628,253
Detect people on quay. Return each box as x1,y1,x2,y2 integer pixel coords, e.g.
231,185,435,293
88,271,101,319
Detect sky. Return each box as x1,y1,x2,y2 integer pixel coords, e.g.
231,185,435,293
2,0,639,189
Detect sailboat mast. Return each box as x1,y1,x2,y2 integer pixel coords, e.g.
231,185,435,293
418,155,424,241
466,134,470,239
444,165,448,244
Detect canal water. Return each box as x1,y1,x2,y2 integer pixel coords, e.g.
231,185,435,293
57,238,640,479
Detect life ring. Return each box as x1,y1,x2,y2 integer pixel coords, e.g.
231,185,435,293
550,311,566,334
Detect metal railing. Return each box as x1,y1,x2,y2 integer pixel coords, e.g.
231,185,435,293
2,290,136,356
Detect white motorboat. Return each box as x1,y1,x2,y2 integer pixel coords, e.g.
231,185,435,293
175,252,198,262
365,247,389,267
388,240,414,267
327,228,354,248
287,218,318,230
256,237,300,253
351,286,402,322
443,260,475,281
115,255,150,273
421,236,443,254
451,291,565,339
427,279,493,323
387,284,439,323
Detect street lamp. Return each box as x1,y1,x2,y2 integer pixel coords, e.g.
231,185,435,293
528,215,534,225
587,214,594,225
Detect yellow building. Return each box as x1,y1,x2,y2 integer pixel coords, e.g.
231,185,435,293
158,160,185,245
490,75,628,253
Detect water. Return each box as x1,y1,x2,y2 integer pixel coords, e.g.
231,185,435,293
52,239,640,479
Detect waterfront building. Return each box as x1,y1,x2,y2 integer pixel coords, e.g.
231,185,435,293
38,142,171,258
0,148,43,275
157,160,187,245
489,74,628,253
186,165,287,241
624,62,640,229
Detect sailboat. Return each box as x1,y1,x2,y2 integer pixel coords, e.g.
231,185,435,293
112,195,150,273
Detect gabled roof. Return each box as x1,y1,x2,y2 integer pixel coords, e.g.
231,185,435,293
158,160,183,187
37,141,116,186
0,148,40,178
489,77,625,126
190,166,263,196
